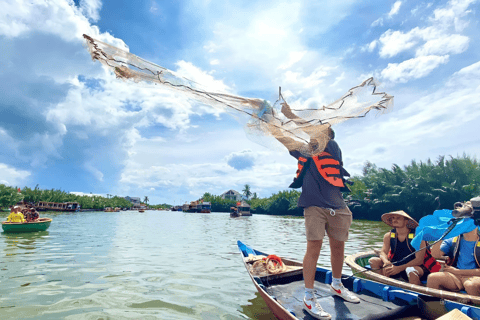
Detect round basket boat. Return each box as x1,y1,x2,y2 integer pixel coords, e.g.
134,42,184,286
1,218,52,233
345,250,480,306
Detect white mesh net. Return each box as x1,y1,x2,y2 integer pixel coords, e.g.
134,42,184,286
83,34,393,156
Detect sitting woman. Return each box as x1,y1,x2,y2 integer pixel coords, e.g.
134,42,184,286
6,206,26,223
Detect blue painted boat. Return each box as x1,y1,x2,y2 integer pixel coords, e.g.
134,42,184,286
237,240,480,320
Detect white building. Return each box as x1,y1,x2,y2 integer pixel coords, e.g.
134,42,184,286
220,190,244,201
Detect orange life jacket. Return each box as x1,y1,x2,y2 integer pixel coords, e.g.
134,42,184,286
388,228,441,273
448,235,480,268
289,156,310,188
289,152,347,189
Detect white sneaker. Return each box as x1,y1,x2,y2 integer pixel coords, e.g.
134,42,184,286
330,284,360,303
303,296,332,319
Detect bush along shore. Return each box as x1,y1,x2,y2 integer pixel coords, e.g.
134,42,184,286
1,154,478,221
0,185,171,211
203,154,480,221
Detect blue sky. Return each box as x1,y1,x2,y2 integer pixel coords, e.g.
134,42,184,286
1,0,479,205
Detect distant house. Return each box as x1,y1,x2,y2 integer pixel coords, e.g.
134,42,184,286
124,196,141,208
221,190,244,201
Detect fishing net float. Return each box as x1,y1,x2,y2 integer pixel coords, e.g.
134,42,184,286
83,34,394,156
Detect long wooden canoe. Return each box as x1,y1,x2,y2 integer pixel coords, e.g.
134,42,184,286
1,218,52,233
238,241,480,320
345,250,480,308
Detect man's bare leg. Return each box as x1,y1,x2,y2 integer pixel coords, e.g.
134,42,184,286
427,272,462,291
368,257,385,275
329,236,345,279
304,240,323,288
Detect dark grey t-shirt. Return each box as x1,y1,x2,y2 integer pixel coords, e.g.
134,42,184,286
290,140,347,210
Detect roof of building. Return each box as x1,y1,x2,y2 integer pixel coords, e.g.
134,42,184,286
221,189,240,195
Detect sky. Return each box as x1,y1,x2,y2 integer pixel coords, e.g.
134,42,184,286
1,0,479,205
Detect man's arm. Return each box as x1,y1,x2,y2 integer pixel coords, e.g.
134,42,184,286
395,240,427,271
379,232,392,266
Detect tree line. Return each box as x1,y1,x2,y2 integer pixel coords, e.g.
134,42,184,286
202,154,480,221
1,154,478,220
0,185,169,210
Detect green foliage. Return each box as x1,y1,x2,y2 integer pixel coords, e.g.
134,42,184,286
202,192,236,212
348,154,480,222
242,184,252,200
0,185,24,209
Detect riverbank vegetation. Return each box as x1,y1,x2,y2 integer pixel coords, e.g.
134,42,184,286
203,154,480,221
0,185,170,211
1,155,478,220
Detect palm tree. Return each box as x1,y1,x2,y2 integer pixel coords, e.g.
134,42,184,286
144,196,149,205
242,184,252,200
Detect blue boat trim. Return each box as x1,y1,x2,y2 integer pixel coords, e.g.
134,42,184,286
237,240,480,320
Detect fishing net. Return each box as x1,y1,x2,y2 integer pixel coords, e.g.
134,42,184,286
83,34,393,157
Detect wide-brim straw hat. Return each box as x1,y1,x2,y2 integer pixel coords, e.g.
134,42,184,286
381,210,419,229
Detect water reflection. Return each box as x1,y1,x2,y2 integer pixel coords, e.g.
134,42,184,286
0,211,388,319
240,292,277,320
2,231,49,258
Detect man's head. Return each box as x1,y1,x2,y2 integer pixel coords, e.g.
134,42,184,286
328,127,335,140
381,210,419,229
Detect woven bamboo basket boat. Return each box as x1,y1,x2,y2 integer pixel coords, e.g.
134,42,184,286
345,250,480,306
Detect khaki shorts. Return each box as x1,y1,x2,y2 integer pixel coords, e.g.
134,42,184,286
304,206,352,242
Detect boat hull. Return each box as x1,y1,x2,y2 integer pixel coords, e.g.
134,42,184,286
238,241,480,320
345,250,480,306
2,218,52,233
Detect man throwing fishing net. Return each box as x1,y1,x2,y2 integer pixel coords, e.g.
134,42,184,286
82,34,395,320
273,103,360,320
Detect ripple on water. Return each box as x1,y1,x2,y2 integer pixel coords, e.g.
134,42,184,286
0,211,389,319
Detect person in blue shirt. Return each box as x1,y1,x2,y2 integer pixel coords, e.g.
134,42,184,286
427,227,480,296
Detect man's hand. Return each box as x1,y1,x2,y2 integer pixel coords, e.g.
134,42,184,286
384,265,402,277
443,265,462,276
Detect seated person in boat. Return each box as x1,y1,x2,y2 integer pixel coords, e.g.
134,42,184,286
427,227,480,296
23,208,39,222
369,210,441,285
6,206,26,223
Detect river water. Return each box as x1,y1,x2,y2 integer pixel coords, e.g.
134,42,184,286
0,210,391,319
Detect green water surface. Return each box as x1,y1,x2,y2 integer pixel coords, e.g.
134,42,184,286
0,211,390,319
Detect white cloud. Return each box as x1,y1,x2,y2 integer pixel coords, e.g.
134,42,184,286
388,1,402,17
380,55,449,83
378,28,420,58
174,60,231,94
361,40,378,53
79,0,102,22
371,17,384,27
342,60,480,175
431,0,476,31
374,0,476,83
0,163,31,186
278,51,307,70
416,34,469,56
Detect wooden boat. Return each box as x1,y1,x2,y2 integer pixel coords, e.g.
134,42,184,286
237,241,480,320
231,201,251,217
346,250,480,307
230,206,239,218
35,201,80,212
197,202,211,213
139,209,145,213
2,218,52,233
